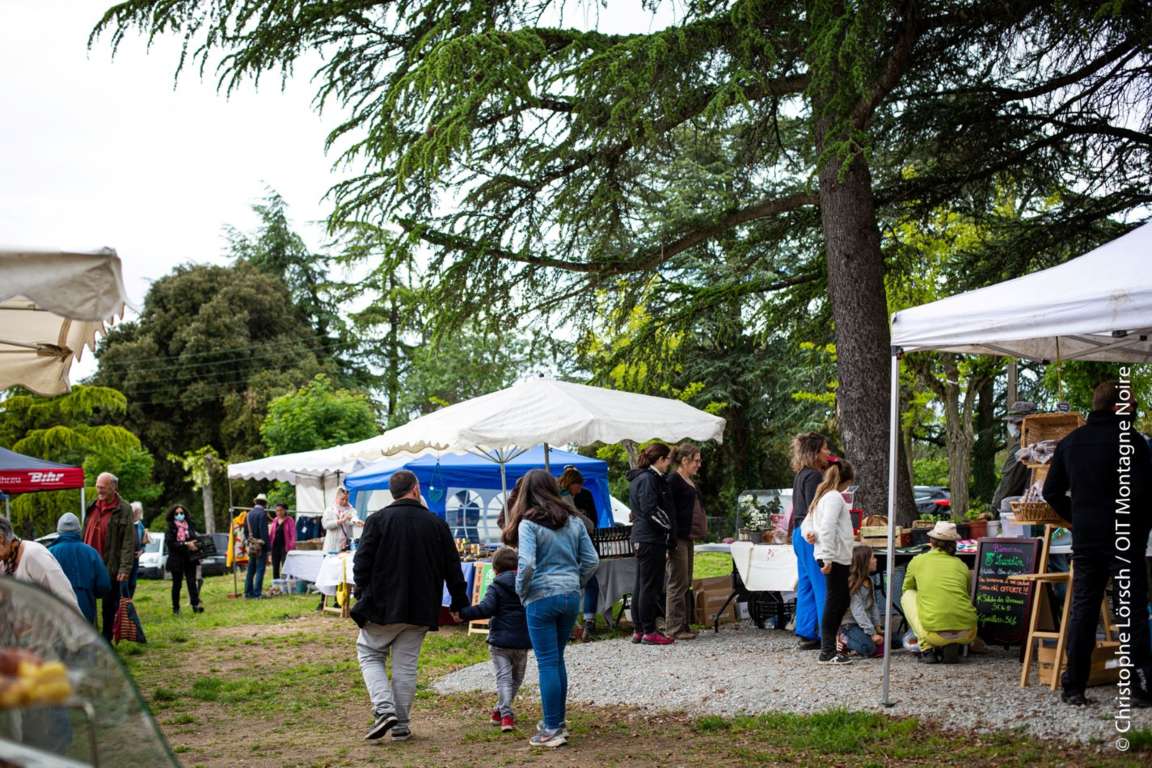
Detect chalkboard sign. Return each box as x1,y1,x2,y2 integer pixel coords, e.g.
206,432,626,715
971,537,1042,646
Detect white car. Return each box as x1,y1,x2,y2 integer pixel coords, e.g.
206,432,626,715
137,536,167,579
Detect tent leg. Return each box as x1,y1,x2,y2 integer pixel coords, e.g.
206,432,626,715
80,487,86,525
498,460,508,541
881,352,900,707
543,443,551,472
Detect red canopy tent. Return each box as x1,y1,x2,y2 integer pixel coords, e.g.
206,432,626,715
0,447,85,520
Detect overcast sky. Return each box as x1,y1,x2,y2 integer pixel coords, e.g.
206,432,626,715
1,0,672,383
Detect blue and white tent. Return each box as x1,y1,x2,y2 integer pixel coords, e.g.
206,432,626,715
344,446,613,543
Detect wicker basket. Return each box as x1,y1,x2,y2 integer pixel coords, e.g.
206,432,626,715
1009,500,1067,526
1021,412,1084,448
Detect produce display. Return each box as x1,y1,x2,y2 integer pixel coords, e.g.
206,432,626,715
0,649,72,708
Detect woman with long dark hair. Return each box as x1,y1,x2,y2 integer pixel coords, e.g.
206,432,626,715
505,469,599,748
665,442,704,640
165,504,204,615
558,466,599,640
789,432,832,649
627,442,675,645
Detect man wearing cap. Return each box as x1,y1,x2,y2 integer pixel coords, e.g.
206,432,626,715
1043,381,1152,707
48,513,110,625
991,401,1037,516
900,521,978,664
245,494,271,598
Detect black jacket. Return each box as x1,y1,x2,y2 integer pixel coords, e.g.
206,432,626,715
1043,411,1152,555
667,472,698,542
458,570,531,649
627,467,674,545
351,498,470,629
165,520,201,568
789,467,822,533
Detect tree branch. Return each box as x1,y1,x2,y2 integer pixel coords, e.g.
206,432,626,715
852,3,922,130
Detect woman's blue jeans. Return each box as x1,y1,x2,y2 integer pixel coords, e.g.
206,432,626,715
525,592,580,730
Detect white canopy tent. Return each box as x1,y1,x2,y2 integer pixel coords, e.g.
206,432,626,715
879,221,1152,704
0,247,131,395
227,441,431,515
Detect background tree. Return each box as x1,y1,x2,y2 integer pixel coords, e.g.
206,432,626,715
260,374,378,455
91,261,338,510
167,446,222,534
95,0,1152,520
0,385,160,534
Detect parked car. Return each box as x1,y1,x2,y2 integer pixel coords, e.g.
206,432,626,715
198,533,231,577
914,485,951,517
138,536,167,579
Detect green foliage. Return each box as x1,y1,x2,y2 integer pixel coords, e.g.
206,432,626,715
1,385,160,533
260,374,377,455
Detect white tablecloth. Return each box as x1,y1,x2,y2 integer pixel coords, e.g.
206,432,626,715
729,542,798,592
282,551,352,596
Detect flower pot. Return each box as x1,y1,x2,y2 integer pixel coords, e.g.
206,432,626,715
955,522,971,539
967,520,988,539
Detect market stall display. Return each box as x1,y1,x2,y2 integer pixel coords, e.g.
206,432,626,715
0,579,178,767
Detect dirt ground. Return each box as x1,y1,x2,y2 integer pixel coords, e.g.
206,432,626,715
139,614,1146,768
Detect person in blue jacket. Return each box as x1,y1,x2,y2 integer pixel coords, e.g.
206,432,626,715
458,546,532,733
48,512,111,625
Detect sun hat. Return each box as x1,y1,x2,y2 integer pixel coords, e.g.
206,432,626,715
254,493,269,504
1003,401,1037,423
927,521,960,541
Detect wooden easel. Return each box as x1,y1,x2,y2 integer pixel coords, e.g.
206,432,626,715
1013,524,1116,688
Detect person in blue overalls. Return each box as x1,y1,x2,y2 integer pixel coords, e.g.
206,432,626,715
788,432,833,650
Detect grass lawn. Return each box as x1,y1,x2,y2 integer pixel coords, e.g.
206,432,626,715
116,561,1151,768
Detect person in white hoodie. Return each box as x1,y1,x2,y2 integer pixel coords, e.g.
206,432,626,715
808,459,857,665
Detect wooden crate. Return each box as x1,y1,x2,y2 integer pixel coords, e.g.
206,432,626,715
1021,413,1084,448
1036,640,1120,688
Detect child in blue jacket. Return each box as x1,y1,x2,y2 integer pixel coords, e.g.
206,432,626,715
459,546,531,732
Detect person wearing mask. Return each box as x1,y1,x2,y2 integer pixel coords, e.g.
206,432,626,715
788,433,833,650
991,401,1037,516
626,443,675,646
901,521,978,664
128,501,150,598
83,472,136,640
268,503,297,580
809,459,856,666
47,513,110,625
0,514,81,614
353,471,470,743
502,469,599,748
557,466,599,640
1043,381,1152,707
245,493,270,599
165,505,204,615
666,442,705,641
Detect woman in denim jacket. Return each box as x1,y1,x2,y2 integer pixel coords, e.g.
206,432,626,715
503,469,599,749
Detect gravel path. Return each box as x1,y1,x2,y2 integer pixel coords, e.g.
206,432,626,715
435,623,1152,745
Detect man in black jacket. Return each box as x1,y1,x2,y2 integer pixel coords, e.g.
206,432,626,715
352,470,470,741
1043,381,1152,708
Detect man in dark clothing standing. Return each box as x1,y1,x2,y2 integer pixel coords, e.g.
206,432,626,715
1043,381,1152,707
244,494,270,599
352,470,469,742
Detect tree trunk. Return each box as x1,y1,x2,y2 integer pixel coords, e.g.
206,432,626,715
817,149,917,526
202,475,216,535
941,390,974,520
971,377,997,504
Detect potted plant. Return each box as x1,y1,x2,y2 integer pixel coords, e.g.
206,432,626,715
737,494,779,542
965,502,990,539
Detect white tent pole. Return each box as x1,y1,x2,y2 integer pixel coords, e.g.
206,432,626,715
498,453,509,535
544,443,551,472
881,351,901,707
80,486,86,525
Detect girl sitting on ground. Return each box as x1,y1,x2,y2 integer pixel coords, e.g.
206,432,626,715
838,544,884,658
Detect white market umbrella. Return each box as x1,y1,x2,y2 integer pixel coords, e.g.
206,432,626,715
363,377,727,514
367,377,727,457
0,247,131,395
